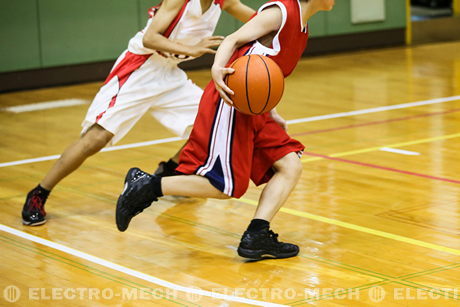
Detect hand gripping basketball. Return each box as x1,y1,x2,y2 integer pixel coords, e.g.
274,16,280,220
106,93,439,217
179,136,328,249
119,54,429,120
225,55,284,115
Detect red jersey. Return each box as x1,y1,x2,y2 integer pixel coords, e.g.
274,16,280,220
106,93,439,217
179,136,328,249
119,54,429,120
177,0,308,197
231,0,309,77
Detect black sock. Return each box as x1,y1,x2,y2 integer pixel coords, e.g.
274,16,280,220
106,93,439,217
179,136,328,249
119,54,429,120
150,176,164,197
166,159,179,169
246,219,269,232
36,184,50,197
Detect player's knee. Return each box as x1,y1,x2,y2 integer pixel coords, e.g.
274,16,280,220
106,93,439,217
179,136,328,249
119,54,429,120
81,129,112,155
288,156,303,179
276,153,302,178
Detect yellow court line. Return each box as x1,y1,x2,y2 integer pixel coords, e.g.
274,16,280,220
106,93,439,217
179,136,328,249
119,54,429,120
238,198,460,256
302,132,460,163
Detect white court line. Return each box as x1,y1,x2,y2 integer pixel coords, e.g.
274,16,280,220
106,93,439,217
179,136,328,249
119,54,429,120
1,95,459,168
286,95,460,125
1,99,89,113
0,137,182,168
0,224,286,307
380,147,421,155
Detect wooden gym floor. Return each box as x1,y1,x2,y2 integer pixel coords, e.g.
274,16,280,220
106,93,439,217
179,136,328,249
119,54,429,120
0,41,459,306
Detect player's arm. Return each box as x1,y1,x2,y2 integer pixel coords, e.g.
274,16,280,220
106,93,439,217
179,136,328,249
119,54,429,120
143,0,223,57
270,108,287,130
222,0,255,23
211,6,282,104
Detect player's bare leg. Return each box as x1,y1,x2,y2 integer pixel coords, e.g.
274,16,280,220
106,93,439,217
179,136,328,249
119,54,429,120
253,152,302,221
162,175,230,199
116,152,302,259
41,124,114,190
238,152,303,259
22,124,113,226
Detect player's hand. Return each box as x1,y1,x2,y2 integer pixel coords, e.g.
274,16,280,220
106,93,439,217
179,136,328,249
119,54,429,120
270,109,287,131
212,65,235,105
188,36,224,57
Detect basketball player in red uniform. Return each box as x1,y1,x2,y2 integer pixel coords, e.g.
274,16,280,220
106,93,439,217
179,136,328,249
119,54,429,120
116,0,335,259
21,0,255,226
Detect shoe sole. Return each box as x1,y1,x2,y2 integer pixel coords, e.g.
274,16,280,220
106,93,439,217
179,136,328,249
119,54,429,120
115,169,135,232
22,219,47,226
116,168,150,232
116,195,129,232
237,247,299,259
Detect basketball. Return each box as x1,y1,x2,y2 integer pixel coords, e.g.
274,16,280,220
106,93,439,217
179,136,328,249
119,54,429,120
225,55,284,115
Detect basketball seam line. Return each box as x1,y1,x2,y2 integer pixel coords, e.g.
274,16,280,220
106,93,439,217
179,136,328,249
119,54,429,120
257,54,271,114
245,55,252,114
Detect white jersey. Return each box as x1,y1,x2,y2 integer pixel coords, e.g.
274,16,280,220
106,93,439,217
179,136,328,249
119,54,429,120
128,0,224,63
82,0,226,144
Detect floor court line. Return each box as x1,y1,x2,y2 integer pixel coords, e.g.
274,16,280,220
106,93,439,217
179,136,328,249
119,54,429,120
0,224,287,307
286,95,460,125
1,96,459,168
379,147,420,155
0,137,182,168
0,235,194,306
302,132,460,163
1,99,90,113
291,106,460,138
237,199,460,256
304,152,460,184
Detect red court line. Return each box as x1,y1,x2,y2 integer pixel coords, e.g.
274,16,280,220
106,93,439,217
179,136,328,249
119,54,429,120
291,108,460,137
304,152,460,185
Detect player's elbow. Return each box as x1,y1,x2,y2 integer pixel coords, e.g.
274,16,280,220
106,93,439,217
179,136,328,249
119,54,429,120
142,36,154,49
224,34,244,49
142,34,160,50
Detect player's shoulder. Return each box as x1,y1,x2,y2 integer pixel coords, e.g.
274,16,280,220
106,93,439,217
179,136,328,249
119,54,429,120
257,3,284,18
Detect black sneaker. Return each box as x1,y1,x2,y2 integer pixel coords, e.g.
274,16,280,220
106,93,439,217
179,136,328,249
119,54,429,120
22,186,49,226
116,168,161,232
154,159,179,177
237,228,299,259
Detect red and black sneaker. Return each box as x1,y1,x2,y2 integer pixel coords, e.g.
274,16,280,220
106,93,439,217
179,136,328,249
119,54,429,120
22,185,49,226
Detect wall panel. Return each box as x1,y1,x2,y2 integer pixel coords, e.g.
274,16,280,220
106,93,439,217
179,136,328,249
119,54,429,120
0,0,41,73
39,0,138,67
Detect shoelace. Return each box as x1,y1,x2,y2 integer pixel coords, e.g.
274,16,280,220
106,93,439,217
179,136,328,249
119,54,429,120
268,230,280,243
133,170,147,181
126,170,152,211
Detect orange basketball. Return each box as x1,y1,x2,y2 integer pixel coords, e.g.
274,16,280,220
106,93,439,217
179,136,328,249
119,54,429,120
225,55,284,115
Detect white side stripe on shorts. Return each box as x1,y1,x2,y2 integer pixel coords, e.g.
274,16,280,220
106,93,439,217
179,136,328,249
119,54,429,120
197,101,235,195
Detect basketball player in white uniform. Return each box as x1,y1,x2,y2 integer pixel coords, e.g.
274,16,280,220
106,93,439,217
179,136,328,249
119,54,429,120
22,0,255,226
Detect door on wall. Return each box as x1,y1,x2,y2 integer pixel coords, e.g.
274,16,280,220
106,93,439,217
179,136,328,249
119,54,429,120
408,0,460,44
411,0,453,21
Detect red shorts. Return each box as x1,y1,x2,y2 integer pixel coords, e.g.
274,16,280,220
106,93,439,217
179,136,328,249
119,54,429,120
177,81,305,198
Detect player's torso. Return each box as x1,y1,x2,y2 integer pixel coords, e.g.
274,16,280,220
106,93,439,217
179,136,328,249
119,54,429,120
168,0,222,45
236,0,308,77
129,0,223,62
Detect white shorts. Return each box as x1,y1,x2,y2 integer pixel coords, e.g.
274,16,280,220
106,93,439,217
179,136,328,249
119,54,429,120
81,50,203,145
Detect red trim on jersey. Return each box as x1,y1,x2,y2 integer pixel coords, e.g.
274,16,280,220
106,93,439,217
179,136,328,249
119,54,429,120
96,52,150,122
148,4,162,18
214,0,224,9
163,0,190,38
147,1,189,37
263,0,308,77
